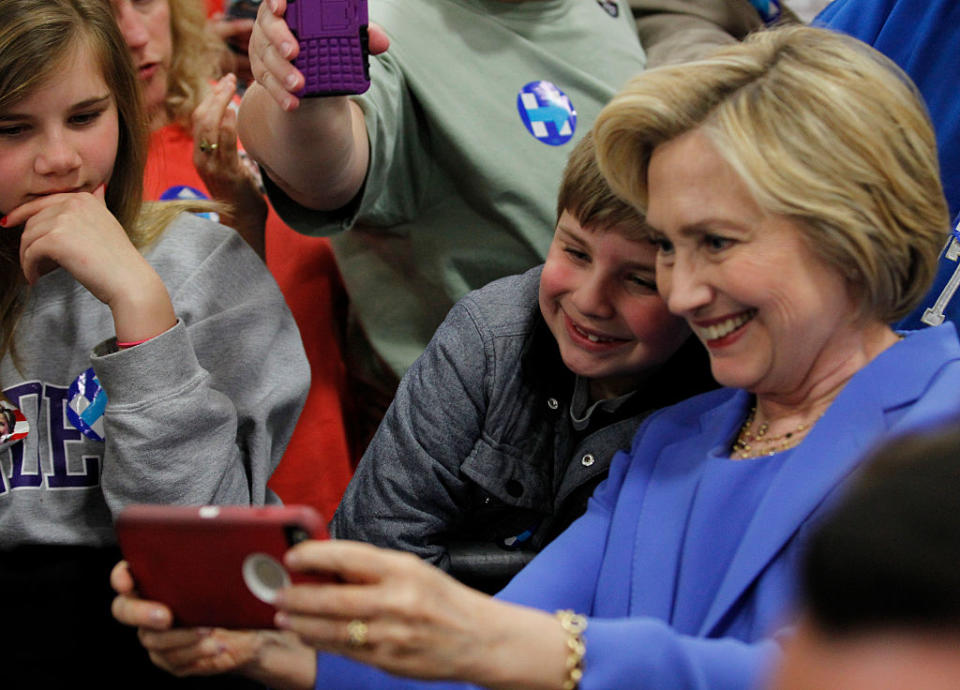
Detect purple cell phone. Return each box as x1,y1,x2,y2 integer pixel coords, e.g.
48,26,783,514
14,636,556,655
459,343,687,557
285,0,370,97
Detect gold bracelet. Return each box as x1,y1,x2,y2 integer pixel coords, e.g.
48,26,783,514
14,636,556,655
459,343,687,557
555,609,587,690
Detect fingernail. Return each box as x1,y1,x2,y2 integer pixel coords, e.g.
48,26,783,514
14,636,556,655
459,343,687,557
281,41,294,59
285,73,298,90
149,608,169,624
275,612,289,628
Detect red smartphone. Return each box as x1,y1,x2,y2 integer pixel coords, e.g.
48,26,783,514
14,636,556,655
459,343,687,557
116,504,330,629
284,0,370,97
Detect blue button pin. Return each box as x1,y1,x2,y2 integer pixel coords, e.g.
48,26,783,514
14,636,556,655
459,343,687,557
517,81,577,147
67,368,107,442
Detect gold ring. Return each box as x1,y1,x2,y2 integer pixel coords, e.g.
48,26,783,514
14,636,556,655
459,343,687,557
346,619,369,648
198,140,218,153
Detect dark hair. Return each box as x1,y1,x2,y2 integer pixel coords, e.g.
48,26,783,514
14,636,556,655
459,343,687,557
802,420,960,634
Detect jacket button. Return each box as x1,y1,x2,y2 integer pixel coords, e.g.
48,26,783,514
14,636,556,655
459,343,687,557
581,453,596,467
506,480,524,497
547,397,559,410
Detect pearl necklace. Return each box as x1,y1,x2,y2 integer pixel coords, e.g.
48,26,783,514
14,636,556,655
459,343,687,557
730,406,824,459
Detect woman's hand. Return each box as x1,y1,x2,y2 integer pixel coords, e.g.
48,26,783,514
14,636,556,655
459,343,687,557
275,540,571,690
248,0,390,112
110,561,318,690
192,73,267,257
4,186,175,342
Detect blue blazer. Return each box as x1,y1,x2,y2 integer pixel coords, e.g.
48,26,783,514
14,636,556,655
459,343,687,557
317,324,960,689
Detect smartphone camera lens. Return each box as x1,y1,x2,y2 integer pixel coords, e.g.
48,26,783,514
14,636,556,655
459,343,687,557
242,553,291,604
286,525,310,545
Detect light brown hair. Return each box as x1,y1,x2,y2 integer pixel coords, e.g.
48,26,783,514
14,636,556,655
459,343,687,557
594,25,948,322
556,131,650,241
0,0,209,374
164,0,223,127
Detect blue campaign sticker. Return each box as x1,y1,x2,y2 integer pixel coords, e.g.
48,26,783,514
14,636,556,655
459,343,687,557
516,81,577,147
159,185,219,222
67,368,107,443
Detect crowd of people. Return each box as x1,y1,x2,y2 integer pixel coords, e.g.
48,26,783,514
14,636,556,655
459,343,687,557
1,0,959,688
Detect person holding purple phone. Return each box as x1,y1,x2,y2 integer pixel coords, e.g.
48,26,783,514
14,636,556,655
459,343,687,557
238,0,750,451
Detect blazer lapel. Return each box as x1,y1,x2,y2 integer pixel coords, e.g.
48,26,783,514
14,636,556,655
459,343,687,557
700,326,958,635
625,390,750,618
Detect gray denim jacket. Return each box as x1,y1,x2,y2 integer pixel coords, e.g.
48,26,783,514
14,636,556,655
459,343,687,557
331,267,713,591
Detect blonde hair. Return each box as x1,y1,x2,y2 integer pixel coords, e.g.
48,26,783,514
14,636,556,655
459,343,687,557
594,25,948,323
556,132,651,242
0,0,211,373
163,0,223,127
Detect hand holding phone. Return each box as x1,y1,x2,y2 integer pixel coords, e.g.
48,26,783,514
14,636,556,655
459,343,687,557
284,0,371,97
116,504,331,629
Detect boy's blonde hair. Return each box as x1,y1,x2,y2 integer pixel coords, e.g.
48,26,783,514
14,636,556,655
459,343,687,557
594,25,948,323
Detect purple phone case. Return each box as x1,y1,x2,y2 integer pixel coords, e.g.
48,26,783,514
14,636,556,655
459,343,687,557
285,0,370,97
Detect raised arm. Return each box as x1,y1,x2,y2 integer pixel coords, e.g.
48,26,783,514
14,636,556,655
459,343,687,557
238,0,388,211
91,217,309,508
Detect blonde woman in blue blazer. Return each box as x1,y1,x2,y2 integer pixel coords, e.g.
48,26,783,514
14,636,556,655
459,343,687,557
112,26,960,690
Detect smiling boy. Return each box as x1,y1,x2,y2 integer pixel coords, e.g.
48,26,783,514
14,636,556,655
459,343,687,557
331,134,714,592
